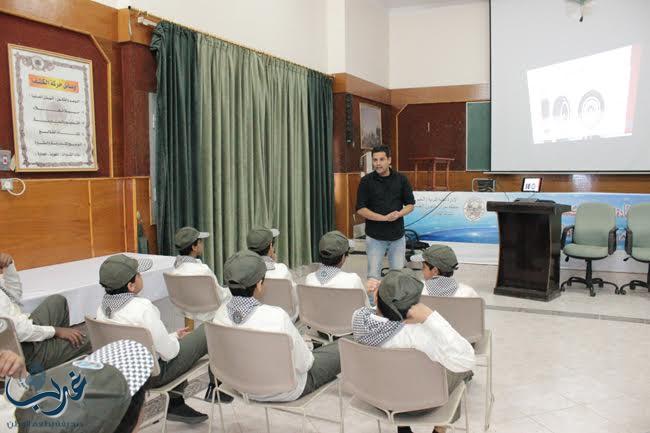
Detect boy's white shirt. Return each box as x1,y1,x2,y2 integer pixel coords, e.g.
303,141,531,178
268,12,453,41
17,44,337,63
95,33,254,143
304,268,370,306
212,302,314,402
0,264,55,342
169,260,232,322
379,311,476,373
264,262,299,321
96,297,180,362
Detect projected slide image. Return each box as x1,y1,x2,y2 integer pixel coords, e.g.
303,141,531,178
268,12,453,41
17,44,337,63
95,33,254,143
527,45,640,144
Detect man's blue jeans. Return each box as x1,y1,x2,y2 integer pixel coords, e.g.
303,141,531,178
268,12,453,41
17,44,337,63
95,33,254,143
366,235,406,280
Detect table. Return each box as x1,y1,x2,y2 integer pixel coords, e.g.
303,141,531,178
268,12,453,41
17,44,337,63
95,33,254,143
410,157,455,191
19,253,175,324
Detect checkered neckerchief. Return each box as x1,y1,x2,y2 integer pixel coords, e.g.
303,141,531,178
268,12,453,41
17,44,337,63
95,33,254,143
174,255,201,268
101,292,136,318
352,307,403,347
315,265,341,285
227,296,262,324
424,276,459,297
86,339,154,396
262,256,276,270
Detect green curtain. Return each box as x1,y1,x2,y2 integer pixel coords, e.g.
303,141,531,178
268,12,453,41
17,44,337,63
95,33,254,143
150,22,201,256
307,71,334,261
197,35,315,278
152,22,333,278
197,37,270,278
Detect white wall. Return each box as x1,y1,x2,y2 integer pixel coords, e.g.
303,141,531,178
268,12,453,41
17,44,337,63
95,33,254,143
345,0,390,87
91,0,126,8
327,0,347,74
389,1,490,88
119,0,329,73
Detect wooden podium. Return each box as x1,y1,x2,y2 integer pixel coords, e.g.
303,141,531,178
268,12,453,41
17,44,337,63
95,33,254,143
487,201,572,301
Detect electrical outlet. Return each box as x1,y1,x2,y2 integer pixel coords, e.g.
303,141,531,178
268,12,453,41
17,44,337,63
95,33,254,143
1,178,13,191
0,150,11,171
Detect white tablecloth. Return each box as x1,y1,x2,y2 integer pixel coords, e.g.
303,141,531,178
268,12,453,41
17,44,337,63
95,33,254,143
19,253,175,325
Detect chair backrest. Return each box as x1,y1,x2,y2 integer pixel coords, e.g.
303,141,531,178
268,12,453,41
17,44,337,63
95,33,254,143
0,317,24,358
84,316,161,376
419,296,485,344
627,203,650,248
204,322,296,397
339,338,448,413
163,273,222,314
259,278,296,318
573,202,616,247
297,284,367,336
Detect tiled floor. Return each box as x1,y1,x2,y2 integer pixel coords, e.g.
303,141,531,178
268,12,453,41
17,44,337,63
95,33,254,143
144,257,650,433
141,308,650,433
341,256,650,321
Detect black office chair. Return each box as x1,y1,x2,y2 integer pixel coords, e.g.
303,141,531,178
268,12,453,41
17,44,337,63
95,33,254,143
381,229,428,276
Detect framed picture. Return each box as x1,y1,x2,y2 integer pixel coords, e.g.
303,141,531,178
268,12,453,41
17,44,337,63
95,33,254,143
360,102,382,149
8,44,98,172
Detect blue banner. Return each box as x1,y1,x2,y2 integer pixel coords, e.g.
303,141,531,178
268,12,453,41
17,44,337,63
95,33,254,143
404,192,650,248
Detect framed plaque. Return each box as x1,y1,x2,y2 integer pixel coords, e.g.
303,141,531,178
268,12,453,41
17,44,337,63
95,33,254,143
8,44,98,172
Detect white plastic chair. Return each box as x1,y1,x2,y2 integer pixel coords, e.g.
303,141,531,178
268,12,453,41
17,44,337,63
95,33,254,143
85,316,209,433
204,321,340,433
259,278,298,319
297,284,367,342
420,295,494,431
339,338,469,433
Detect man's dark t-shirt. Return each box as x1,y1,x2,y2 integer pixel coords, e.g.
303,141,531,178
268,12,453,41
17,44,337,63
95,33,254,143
356,169,415,241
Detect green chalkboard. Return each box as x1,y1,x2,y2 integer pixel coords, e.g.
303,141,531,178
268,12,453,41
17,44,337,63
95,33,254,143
466,102,491,171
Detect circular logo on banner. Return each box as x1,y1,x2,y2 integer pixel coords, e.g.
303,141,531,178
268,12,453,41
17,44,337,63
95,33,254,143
463,197,486,222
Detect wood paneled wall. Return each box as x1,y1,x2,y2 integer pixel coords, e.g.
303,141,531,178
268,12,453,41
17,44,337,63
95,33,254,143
397,103,466,171
0,2,158,269
333,94,395,173
334,170,650,236
0,177,153,269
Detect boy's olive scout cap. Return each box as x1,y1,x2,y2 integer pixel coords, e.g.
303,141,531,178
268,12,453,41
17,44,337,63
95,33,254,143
99,254,153,291
174,226,210,250
246,227,280,252
319,231,354,259
224,250,267,289
410,244,458,273
377,269,423,320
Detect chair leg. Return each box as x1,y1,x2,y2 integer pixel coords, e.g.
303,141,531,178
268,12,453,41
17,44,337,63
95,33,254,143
161,392,169,433
561,260,619,297
464,389,470,433
265,408,271,433
339,381,345,433
208,383,217,433
216,383,227,433
376,419,382,433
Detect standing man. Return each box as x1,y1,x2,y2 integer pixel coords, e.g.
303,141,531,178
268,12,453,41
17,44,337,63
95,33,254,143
356,145,415,281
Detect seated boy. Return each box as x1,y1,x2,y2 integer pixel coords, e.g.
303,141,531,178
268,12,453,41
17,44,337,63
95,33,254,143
352,269,475,433
0,252,90,373
247,226,299,321
96,254,211,424
305,231,366,295
169,226,232,321
8,340,153,433
410,245,479,298
213,250,341,402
